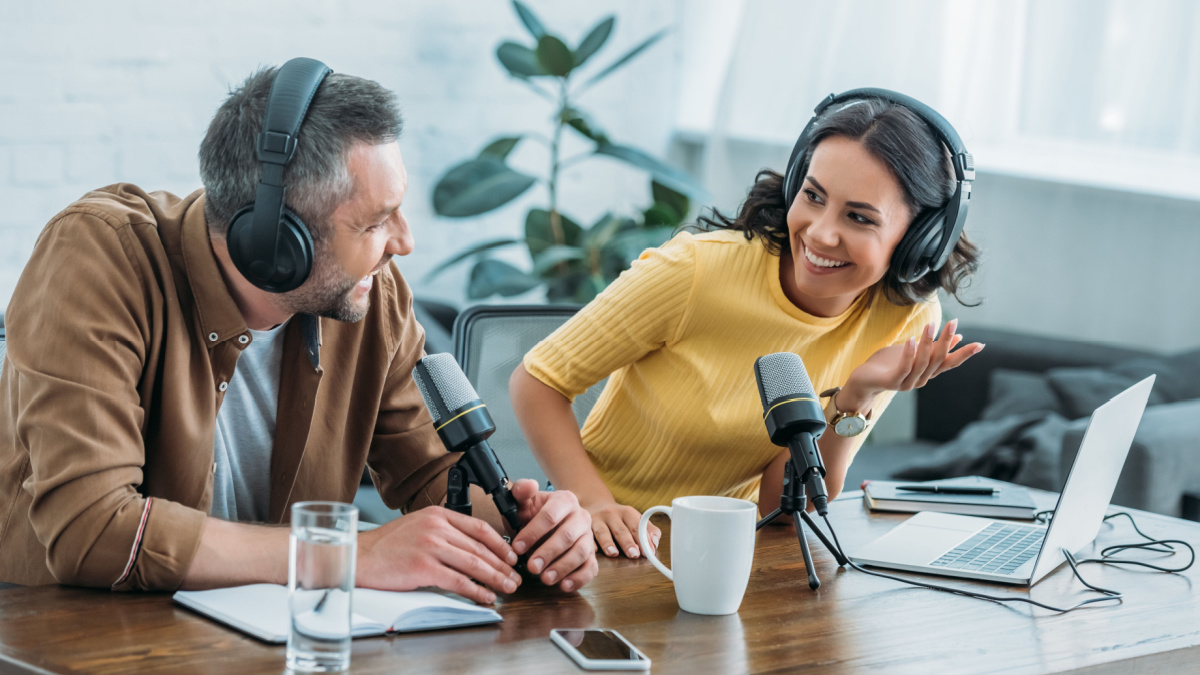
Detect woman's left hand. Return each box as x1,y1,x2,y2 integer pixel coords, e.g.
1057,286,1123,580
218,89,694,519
844,318,983,401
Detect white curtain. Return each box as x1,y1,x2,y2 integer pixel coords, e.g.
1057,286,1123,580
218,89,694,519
685,0,1200,209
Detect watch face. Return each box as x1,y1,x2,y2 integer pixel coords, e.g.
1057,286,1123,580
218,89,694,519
834,415,867,437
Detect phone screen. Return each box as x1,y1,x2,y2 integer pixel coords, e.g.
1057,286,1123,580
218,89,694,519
555,630,648,662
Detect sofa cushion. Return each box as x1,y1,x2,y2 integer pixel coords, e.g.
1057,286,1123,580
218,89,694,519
982,369,1064,421
1045,367,1169,419
1060,399,1200,517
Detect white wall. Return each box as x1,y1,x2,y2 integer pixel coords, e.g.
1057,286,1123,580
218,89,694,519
0,0,682,310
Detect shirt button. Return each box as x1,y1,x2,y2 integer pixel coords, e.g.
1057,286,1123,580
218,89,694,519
238,335,250,344
218,381,228,392
208,332,218,342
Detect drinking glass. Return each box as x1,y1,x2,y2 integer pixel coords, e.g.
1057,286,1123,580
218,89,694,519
287,502,358,672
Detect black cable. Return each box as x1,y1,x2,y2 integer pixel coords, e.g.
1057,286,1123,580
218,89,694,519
822,514,1121,613
821,509,1194,613
1038,510,1194,569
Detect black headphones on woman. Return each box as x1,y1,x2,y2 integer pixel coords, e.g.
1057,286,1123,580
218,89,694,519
226,57,332,293
782,88,975,284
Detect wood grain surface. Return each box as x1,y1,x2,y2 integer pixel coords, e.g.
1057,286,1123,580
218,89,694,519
1,491,1197,674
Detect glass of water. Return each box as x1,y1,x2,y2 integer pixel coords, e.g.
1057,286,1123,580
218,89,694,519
287,502,358,673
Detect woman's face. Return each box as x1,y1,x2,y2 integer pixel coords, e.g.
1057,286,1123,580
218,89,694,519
782,135,912,317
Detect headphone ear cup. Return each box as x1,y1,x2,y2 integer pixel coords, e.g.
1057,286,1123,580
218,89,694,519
226,203,258,277
892,209,945,283
270,208,315,292
225,205,314,293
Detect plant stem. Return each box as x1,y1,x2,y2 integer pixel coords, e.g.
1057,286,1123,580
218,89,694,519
549,78,567,247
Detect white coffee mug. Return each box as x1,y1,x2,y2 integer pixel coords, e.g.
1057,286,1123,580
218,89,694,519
637,495,758,615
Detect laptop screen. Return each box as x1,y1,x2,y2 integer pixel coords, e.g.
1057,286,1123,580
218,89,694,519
1028,375,1155,584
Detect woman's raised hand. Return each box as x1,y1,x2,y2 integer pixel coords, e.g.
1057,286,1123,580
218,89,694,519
846,318,983,398
586,500,659,559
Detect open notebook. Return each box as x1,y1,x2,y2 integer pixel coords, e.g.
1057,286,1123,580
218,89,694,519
174,584,502,643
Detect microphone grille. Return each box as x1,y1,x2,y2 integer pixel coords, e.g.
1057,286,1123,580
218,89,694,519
755,352,816,405
412,353,480,424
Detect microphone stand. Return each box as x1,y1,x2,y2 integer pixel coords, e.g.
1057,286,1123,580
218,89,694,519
756,459,849,590
443,448,523,533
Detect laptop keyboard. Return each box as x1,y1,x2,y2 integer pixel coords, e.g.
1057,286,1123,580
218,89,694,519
929,522,1045,575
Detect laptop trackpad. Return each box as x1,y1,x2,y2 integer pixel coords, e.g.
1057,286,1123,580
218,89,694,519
857,514,983,566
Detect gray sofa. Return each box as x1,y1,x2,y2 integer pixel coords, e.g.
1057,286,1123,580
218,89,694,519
850,326,1200,521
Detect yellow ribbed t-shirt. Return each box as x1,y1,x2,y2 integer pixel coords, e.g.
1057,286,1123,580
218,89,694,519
523,230,941,512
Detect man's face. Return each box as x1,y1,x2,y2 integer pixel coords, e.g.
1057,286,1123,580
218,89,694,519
279,141,413,322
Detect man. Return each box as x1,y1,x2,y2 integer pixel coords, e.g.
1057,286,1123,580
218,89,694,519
0,61,597,603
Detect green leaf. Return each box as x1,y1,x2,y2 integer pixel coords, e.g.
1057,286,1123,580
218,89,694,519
582,212,630,249
642,204,678,228
525,208,584,256
573,16,614,68
468,259,541,299
545,272,590,303
651,180,690,221
423,238,520,282
531,245,586,275
594,142,708,200
536,34,575,77
561,107,607,142
433,158,537,217
497,41,545,78
512,1,545,39
479,136,522,161
583,29,667,88
600,226,675,278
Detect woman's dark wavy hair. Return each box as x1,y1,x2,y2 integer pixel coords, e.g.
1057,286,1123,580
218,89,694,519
696,98,979,307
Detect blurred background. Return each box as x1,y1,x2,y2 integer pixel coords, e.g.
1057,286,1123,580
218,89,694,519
2,0,1199,374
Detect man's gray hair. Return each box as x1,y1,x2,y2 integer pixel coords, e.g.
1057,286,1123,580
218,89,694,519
198,66,403,240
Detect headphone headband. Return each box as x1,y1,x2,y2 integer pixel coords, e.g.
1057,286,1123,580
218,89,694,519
228,58,331,293
814,89,974,182
247,58,332,272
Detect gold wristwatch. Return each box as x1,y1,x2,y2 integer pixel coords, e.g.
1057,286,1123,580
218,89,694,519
819,387,872,437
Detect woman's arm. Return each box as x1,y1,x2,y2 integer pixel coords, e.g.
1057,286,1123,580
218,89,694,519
509,364,659,558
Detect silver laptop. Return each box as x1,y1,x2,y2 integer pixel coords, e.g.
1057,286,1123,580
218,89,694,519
850,375,1154,585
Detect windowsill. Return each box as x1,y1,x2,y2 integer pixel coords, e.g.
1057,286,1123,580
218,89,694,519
971,140,1200,204
673,128,1200,204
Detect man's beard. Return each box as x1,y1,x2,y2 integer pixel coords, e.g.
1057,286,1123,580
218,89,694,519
278,253,374,323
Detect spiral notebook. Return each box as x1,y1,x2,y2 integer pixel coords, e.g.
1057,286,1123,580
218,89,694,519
174,584,502,643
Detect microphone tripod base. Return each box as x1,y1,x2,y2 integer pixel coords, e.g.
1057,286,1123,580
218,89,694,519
755,461,849,590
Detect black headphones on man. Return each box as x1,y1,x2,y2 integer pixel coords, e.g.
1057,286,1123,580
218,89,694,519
782,88,975,284
227,57,332,293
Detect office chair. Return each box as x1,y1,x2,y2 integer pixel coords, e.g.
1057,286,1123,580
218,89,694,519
453,305,607,488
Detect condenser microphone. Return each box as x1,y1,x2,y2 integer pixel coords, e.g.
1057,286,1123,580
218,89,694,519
753,352,830,516
412,353,521,531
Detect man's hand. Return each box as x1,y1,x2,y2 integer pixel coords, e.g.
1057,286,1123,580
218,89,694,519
509,480,599,592
356,506,522,605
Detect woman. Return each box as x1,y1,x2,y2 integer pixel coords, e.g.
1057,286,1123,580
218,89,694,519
510,91,982,560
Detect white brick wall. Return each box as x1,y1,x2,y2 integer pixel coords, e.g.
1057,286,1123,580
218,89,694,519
0,0,683,310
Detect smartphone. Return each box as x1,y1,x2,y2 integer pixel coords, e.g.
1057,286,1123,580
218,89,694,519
549,628,651,671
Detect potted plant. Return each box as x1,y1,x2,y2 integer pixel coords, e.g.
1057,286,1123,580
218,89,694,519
428,1,706,303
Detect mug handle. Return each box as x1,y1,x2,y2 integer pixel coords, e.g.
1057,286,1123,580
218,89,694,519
638,506,673,581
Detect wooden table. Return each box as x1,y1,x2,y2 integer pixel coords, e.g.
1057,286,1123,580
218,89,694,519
1,491,1197,674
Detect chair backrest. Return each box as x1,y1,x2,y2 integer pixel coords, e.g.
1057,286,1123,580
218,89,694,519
453,305,607,488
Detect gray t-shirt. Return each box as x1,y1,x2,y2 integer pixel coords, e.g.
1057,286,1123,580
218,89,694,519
210,322,288,522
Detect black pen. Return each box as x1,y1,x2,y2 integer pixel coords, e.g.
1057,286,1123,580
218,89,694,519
896,485,997,495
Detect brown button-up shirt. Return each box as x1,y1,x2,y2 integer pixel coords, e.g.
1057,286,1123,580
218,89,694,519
0,184,457,590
